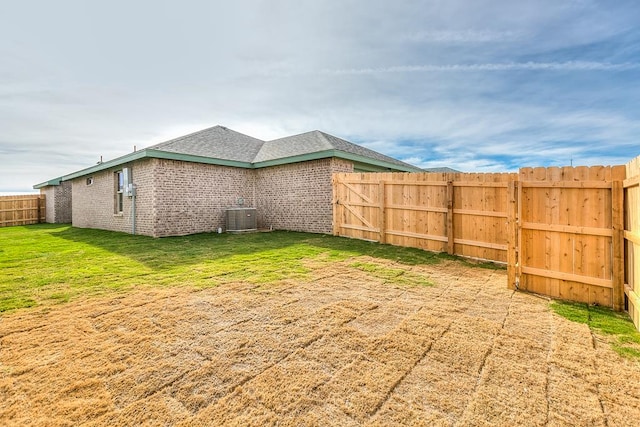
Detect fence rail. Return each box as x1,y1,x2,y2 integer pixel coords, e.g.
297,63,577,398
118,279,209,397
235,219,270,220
0,195,46,227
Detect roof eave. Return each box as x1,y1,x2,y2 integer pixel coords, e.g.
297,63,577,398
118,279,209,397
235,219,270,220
252,150,335,168
60,150,150,181
35,145,419,187
332,150,422,172
55,149,255,183
145,149,253,168
253,149,421,172
33,178,62,189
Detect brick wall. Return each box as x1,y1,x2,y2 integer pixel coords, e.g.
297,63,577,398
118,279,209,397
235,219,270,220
72,165,128,234
56,181,73,223
41,186,55,224
152,159,256,237
69,156,352,237
131,158,156,236
40,181,72,223
71,158,255,237
255,158,353,234
72,159,155,235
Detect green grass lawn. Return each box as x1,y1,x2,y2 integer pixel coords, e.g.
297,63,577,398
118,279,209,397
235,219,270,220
0,224,452,313
2,224,639,361
551,301,640,360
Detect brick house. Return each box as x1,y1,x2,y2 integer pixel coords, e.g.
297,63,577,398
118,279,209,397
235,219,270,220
34,126,420,237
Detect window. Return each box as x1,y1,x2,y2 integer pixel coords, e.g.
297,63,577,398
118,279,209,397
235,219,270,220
86,177,94,186
115,171,124,213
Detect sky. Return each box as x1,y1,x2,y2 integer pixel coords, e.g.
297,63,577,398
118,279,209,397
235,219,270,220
1,0,639,194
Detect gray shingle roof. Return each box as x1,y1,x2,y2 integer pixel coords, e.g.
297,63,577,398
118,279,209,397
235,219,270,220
254,130,418,170
144,125,419,170
148,125,264,163
423,167,461,173
35,125,422,188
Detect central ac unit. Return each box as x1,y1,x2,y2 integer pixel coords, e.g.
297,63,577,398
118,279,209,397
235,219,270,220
225,208,257,232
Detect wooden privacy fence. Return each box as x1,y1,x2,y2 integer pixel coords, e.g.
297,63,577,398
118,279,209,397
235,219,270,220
334,161,640,329
332,172,515,262
0,195,46,227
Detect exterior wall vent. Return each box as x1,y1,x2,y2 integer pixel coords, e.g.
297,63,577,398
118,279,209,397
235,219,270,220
225,208,257,232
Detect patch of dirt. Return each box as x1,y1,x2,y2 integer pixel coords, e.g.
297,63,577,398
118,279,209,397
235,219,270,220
1,257,640,426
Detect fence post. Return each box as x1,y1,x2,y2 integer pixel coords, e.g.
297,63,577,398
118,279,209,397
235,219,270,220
507,179,518,289
612,176,625,311
446,180,454,255
378,180,386,244
37,195,42,224
332,175,340,236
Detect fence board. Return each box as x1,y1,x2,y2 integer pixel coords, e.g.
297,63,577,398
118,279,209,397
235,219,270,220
507,180,518,289
0,195,45,227
612,173,625,311
625,155,640,329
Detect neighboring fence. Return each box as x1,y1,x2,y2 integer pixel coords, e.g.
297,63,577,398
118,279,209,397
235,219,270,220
0,195,46,227
333,165,631,315
625,156,640,330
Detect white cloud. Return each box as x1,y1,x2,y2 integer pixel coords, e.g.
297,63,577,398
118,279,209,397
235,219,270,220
320,61,640,75
1,0,640,192
402,29,524,43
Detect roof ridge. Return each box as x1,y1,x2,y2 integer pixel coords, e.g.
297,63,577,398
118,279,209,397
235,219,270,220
314,130,331,144
321,131,419,169
149,125,265,150
313,130,335,151
315,130,349,145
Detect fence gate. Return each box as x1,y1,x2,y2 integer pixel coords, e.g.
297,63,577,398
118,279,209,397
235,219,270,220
332,176,383,242
512,166,625,310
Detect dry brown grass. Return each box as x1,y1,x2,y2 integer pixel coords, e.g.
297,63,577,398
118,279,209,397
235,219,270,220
2,257,640,426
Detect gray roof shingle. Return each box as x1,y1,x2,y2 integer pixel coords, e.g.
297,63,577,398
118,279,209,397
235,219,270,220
148,125,264,163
